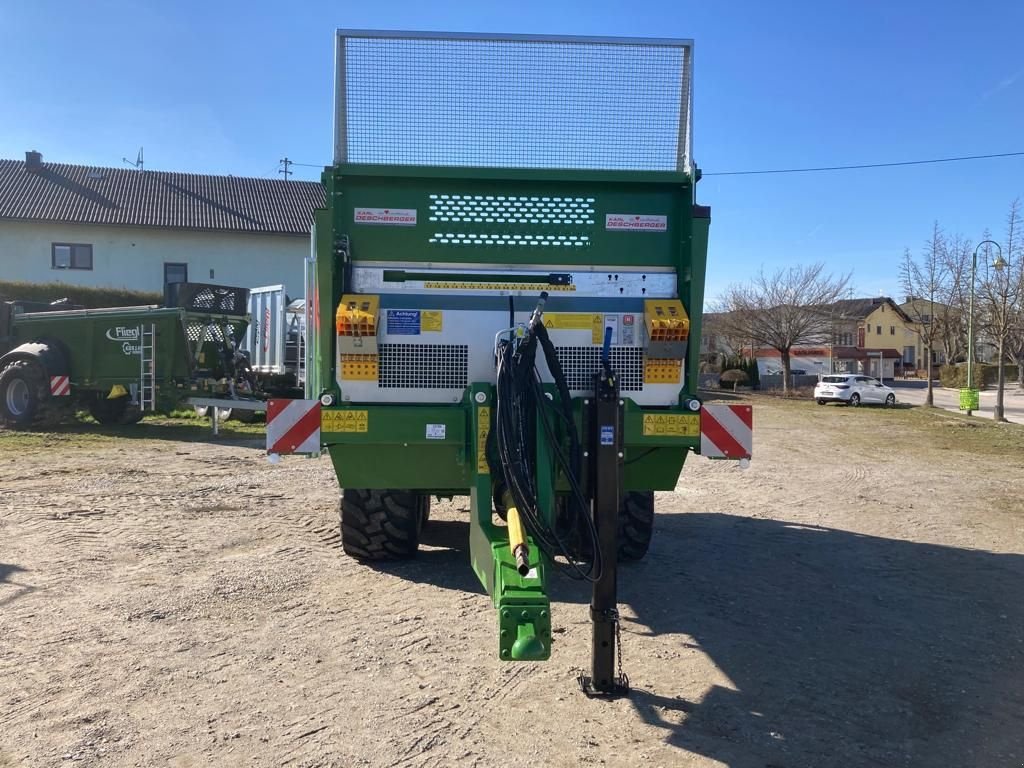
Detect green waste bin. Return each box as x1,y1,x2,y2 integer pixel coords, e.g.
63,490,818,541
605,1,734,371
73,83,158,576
959,388,980,411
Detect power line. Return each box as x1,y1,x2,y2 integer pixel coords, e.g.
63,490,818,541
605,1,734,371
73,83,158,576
276,150,1024,177
703,150,1024,177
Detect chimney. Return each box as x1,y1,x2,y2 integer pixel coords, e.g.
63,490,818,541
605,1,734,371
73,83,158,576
25,150,42,172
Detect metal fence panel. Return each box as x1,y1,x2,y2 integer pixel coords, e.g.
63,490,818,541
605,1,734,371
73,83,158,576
335,30,693,172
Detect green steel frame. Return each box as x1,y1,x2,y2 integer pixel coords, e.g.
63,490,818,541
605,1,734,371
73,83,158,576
316,163,709,659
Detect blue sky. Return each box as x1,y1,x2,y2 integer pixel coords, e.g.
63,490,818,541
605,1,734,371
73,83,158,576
1,1,1022,303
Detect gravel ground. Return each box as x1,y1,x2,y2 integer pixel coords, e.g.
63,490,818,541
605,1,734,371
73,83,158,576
1,399,1023,768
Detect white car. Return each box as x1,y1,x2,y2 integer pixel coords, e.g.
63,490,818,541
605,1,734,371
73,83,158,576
814,374,897,407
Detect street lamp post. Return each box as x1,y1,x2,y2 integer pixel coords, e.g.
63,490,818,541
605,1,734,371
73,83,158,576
964,239,1003,416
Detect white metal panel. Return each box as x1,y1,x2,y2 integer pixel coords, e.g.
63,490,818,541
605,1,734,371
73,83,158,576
351,265,677,299
243,285,287,373
338,308,682,406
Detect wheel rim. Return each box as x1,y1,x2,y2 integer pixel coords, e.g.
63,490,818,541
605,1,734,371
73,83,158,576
851,395,859,406
5,378,30,416
887,395,895,406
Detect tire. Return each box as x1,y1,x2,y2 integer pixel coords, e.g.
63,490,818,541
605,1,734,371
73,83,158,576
849,393,861,407
89,396,129,425
885,393,896,408
817,399,827,405
560,491,656,562
618,491,655,561
418,495,431,532
232,408,259,423
119,403,145,424
0,360,44,428
339,488,424,560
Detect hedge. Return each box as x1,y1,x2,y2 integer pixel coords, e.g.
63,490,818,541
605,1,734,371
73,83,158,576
720,354,760,388
939,362,1019,389
0,280,162,309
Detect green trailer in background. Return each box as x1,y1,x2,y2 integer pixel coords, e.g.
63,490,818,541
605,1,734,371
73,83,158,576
0,283,254,427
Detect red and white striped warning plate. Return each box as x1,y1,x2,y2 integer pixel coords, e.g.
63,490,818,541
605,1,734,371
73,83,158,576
266,399,321,454
700,404,753,460
50,375,70,397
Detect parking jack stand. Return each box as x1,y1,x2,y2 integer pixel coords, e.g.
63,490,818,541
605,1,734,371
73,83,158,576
579,362,630,697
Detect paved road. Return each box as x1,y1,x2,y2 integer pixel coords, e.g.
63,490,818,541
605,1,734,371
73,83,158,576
890,381,1024,423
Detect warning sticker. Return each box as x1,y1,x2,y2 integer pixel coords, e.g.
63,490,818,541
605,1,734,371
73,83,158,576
476,406,491,474
421,310,443,332
605,214,668,232
600,425,615,445
642,413,699,437
543,313,600,331
426,424,446,440
354,207,417,226
386,309,420,335
321,410,369,433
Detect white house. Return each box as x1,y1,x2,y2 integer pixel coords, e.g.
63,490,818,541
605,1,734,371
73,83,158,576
0,151,324,300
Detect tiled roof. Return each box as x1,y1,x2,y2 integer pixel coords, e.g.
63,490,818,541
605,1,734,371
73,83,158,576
0,157,325,236
828,297,912,322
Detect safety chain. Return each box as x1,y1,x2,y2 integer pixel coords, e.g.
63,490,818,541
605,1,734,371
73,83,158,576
614,609,625,683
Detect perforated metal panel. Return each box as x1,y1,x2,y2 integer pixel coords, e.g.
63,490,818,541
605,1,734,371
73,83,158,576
427,192,596,248
555,346,645,391
378,344,469,389
185,322,227,343
429,194,596,223
336,31,693,171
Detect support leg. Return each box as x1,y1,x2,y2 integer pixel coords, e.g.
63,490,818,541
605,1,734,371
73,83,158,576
579,370,629,697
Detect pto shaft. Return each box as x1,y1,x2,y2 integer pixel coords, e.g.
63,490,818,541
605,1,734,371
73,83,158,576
501,489,531,576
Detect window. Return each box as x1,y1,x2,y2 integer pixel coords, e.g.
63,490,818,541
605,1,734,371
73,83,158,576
876,325,882,335
52,243,92,270
164,262,188,285
890,326,895,335
866,325,871,334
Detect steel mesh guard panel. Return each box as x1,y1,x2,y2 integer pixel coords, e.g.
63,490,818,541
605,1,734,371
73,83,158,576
336,31,692,171
555,346,645,391
185,322,227,343
168,283,249,316
379,344,469,389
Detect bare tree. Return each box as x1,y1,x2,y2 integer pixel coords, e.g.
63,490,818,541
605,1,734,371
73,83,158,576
900,222,949,406
1001,221,1024,390
1007,287,1024,390
713,264,851,393
939,234,972,364
977,199,1024,421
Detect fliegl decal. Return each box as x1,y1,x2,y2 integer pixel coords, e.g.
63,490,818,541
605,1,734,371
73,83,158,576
105,326,142,356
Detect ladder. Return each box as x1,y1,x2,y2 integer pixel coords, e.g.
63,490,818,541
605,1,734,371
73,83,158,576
138,323,156,411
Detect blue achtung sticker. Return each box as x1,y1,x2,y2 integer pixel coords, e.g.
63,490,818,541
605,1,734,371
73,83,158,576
387,309,421,335
600,425,615,445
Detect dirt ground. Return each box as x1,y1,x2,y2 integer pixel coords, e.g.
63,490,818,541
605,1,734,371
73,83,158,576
2,399,1024,768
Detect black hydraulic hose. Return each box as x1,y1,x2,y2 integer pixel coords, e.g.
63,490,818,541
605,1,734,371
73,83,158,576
492,316,603,582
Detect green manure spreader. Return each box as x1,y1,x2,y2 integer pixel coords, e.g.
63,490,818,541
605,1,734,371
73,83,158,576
0,283,256,428
271,30,753,695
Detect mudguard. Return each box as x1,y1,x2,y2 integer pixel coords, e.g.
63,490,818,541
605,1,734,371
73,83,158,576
0,339,71,380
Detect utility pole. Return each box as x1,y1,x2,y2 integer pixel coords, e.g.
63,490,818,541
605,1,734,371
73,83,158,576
279,157,292,181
